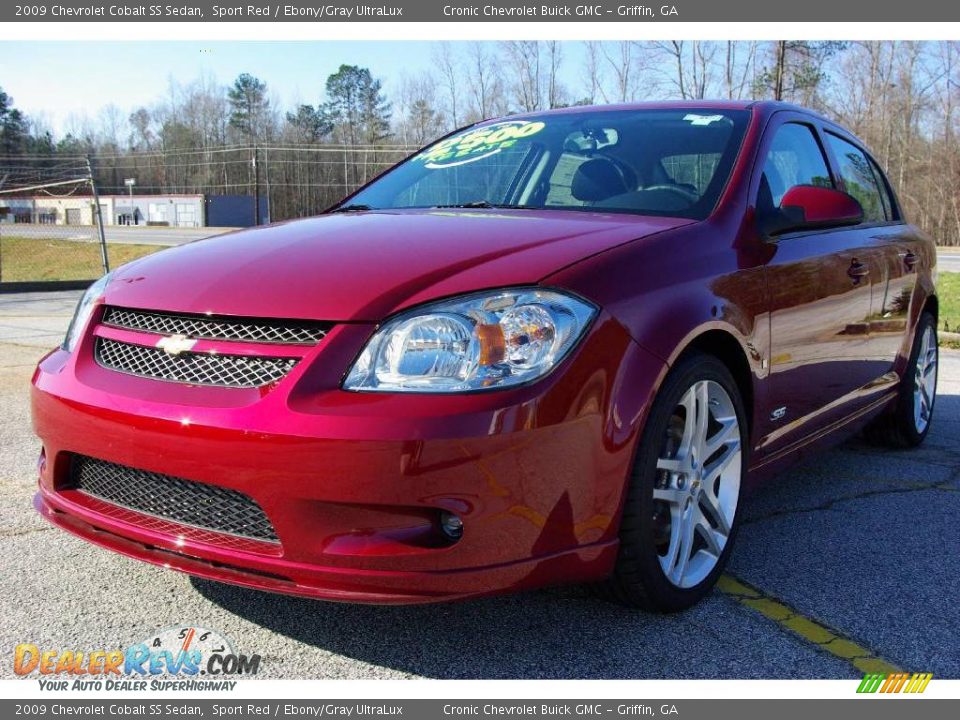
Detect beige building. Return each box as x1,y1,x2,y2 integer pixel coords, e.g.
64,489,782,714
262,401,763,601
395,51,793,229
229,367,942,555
30,196,108,226
1,196,109,226
0,193,249,228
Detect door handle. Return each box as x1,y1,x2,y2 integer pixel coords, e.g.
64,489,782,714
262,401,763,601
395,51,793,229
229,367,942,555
847,260,870,283
902,252,918,271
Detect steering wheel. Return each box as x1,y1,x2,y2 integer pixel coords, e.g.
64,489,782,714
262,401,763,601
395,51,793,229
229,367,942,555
641,184,700,203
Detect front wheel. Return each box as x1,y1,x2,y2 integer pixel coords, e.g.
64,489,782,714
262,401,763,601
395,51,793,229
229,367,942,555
600,353,747,612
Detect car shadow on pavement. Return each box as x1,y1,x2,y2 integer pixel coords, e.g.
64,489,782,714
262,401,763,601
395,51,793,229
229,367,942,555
190,577,694,678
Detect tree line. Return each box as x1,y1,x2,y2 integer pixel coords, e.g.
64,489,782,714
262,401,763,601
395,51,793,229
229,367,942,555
1,41,959,244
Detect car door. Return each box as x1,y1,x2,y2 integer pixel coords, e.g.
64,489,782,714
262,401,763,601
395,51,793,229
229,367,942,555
821,131,919,369
754,117,892,457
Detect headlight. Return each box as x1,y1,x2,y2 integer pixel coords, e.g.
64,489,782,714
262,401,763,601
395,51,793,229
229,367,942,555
62,273,111,352
343,288,596,393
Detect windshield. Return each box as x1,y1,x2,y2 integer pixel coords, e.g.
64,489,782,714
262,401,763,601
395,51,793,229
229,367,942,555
341,109,750,220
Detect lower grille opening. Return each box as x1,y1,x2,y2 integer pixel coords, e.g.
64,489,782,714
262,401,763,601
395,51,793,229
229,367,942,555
149,545,293,584
65,455,279,543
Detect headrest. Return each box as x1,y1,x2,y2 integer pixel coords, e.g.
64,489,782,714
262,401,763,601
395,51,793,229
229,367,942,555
571,158,631,202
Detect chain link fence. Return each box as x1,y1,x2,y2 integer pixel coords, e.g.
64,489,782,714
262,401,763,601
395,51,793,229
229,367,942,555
91,144,420,220
0,157,110,288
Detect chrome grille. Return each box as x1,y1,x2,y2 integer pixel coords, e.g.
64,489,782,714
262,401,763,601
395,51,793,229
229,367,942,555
96,337,297,388
103,306,329,345
68,455,278,542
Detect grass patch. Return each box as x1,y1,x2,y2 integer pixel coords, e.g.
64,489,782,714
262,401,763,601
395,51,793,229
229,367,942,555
0,236,164,282
938,271,960,339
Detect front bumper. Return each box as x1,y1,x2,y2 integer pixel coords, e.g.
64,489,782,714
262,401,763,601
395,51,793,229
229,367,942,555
31,312,665,604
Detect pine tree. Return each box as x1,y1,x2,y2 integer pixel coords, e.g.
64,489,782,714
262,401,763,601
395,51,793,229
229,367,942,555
319,65,392,145
227,73,270,140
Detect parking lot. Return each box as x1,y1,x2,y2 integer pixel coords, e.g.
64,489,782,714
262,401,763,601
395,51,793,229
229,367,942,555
1,290,957,680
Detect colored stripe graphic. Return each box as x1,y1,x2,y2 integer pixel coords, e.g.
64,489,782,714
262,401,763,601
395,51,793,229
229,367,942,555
856,674,886,693
857,672,933,694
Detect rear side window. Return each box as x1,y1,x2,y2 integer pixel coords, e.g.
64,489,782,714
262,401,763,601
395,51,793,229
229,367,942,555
760,124,833,210
825,133,888,222
868,156,897,220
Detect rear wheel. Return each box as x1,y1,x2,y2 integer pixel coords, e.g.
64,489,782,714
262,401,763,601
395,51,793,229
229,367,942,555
866,312,938,448
600,353,746,611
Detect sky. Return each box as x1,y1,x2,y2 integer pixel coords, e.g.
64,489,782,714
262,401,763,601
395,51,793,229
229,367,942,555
0,41,586,137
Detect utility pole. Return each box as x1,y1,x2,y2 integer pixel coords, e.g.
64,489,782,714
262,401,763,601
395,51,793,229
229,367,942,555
87,155,110,274
124,177,136,226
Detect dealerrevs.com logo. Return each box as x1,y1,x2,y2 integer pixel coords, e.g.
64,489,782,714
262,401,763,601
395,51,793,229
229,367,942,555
13,626,261,691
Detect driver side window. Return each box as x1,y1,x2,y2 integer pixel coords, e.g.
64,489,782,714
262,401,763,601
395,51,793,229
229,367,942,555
759,124,834,212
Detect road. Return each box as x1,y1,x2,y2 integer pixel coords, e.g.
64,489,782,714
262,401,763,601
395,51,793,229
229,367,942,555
939,250,960,273
0,224,236,246
0,291,958,679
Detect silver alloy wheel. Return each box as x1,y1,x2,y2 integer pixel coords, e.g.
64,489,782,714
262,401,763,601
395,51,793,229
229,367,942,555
653,380,742,589
913,324,938,434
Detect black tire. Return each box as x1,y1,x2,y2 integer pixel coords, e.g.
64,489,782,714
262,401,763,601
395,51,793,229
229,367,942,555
598,352,748,612
865,311,938,448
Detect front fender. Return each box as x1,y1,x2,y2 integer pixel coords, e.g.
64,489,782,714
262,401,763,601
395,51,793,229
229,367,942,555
543,222,768,378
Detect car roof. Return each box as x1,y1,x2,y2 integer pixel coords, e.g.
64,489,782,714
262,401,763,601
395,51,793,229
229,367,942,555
507,99,826,120
501,100,861,148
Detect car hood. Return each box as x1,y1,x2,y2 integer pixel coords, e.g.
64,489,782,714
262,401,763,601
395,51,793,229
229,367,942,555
107,209,692,322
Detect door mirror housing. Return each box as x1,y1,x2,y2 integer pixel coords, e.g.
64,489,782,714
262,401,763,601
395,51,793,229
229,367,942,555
760,185,864,237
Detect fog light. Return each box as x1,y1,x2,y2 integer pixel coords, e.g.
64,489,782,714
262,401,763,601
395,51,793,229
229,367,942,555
440,511,463,540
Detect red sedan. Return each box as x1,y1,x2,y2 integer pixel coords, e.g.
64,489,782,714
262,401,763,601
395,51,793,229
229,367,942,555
32,101,939,611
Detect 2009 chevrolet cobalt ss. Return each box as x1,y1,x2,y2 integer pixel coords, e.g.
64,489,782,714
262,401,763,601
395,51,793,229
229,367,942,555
32,101,939,611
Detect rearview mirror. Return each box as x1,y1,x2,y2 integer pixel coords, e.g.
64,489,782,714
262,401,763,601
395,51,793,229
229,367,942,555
761,185,864,237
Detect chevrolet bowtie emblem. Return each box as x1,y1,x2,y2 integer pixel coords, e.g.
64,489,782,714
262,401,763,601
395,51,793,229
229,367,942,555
157,334,197,356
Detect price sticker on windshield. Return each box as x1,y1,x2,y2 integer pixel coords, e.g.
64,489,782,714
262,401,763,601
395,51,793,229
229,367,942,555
684,114,726,126
415,120,546,169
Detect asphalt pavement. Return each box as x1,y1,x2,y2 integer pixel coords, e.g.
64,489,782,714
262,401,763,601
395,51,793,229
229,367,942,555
0,291,957,679
2,224,235,246
939,250,960,273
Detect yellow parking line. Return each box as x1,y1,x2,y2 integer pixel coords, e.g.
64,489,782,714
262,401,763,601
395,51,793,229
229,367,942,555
716,575,901,675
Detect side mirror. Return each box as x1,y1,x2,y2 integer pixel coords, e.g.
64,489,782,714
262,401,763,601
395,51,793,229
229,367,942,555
760,185,864,237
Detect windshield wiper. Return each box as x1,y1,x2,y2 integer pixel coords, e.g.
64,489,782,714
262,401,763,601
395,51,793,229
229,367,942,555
331,203,375,213
432,201,532,210
433,200,496,209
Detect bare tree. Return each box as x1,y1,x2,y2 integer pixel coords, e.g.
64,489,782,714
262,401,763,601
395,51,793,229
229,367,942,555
690,41,718,99
502,41,543,112
396,72,445,145
464,42,506,121
651,41,688,98
97,104,126,152
602,41,644,102
545,41,567,108
432,43,461,127
723,41,757,99
582,41,607,104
